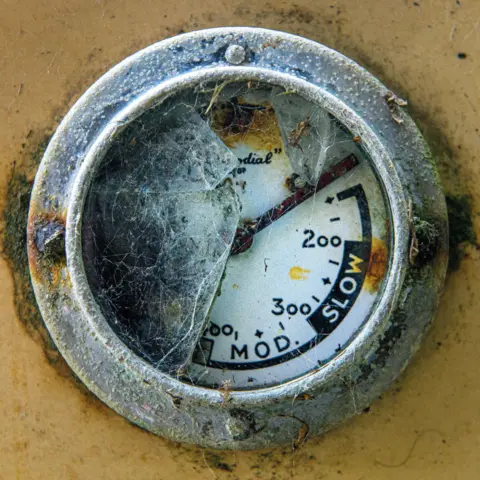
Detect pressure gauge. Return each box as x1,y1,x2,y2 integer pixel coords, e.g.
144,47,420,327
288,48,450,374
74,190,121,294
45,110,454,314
28,28,448,449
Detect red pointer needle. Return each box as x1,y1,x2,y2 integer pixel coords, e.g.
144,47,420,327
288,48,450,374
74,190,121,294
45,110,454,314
231,154,359,255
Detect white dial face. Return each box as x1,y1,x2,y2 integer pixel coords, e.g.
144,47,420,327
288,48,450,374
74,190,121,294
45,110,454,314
82,82,390,391
187,86,390,389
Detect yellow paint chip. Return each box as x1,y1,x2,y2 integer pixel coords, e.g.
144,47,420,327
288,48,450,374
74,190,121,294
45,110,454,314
289,266,311,280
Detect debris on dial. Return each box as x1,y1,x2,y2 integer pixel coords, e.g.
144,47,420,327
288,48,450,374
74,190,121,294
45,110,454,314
271,87,335,185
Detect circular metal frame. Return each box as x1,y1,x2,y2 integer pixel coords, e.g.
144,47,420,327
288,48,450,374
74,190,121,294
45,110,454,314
28,27,448,449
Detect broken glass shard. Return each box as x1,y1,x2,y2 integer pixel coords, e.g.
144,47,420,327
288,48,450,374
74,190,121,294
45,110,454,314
81,81,364,379
83,183,240,374
271,88,335,185
102,100,239,194
82,96,242,374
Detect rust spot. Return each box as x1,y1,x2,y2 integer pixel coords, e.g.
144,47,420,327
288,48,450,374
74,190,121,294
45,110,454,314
210,96,283,151
364,237,389,293
27,209,67,251
2,155,79,385
353,135,361,143
278,414,310,450
261,40,281,49
294,422,309,450
296,393,314,401
27,210,68,286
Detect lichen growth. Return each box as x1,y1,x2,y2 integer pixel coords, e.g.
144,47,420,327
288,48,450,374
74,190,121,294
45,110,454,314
446,195,477,270
2,151,47,341
412,216,439,267
203,451,235,472
1,137,76,379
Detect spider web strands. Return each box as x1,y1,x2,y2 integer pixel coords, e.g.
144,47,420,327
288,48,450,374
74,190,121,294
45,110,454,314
271,87,336,185
231,154,359,255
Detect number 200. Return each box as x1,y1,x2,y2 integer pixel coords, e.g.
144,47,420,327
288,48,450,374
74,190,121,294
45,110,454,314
302,229,342,248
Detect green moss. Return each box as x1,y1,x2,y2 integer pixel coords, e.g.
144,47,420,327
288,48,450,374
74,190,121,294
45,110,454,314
412,216,439,267
203,451,235,472
3,140,51,276
446,195,477,270
1,137,122,397
423,148,442,184
2,170,47,338
1,136,69,367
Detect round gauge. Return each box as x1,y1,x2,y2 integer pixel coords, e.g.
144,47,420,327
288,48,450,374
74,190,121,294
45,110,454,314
81,83,390,391
28,28,447,449
192,127,388,389
191,86,389,390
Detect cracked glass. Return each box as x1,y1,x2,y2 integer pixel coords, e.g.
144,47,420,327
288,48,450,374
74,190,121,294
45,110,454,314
82,81,391,389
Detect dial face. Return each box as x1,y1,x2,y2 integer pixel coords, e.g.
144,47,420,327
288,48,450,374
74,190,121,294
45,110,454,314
82,82,390,390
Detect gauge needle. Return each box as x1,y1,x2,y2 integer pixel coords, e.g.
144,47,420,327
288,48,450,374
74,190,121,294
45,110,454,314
231,153,359,255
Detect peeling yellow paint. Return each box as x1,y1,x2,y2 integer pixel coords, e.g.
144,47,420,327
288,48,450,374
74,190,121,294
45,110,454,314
347,254,363,274
289,266,311,280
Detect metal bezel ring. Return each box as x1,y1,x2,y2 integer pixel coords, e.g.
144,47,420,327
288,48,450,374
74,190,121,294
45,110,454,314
28,27,448,449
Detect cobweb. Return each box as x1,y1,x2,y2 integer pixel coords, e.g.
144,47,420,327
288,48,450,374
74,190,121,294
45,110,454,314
81,81,344,377
271,87,336,184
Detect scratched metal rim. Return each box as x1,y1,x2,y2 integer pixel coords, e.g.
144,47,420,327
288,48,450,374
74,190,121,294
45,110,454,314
67,67,406,398
28,27,448,449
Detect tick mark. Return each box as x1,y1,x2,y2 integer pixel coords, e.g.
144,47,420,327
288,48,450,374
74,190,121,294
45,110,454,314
329,260,340,266
295,341,300,345
234,331,238,341
312,295,320,303
330,217,340,222
255,330,264,338
325,196,334,204
279,322,285,331
322,277,331,285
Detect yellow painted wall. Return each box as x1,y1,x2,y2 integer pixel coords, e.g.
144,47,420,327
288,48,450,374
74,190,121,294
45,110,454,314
1,1,479,478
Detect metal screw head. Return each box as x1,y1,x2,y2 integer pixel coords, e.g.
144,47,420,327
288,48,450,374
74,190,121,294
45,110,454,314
225,45,246,65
